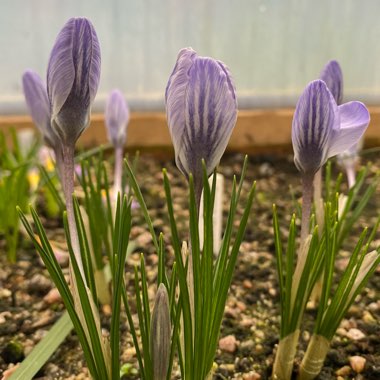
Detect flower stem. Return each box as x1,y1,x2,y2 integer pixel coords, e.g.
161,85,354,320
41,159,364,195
113,144,124,204
313,169,324,234
301,173,314,244
54,145,64,181
62,144,85,280
194,177,203,219
346,162,356,189
186,176,203,350
310,169,324,305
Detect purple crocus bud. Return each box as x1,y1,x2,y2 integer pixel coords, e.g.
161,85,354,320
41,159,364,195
22,70,58,149
47,17,101,147
320,60,343,105
292,80,369,175
105,89,129,147
165,47,237,180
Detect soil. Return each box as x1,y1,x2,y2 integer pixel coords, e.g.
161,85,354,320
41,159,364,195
0,152,379,380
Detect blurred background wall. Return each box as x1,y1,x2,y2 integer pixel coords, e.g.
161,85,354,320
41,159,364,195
0,0,379,115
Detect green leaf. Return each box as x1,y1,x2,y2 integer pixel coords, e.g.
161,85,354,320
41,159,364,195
111,195,132,379
18,207,99,378
125,159,159,253
9,312,73,380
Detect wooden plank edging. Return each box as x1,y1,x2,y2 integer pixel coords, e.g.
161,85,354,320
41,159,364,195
1,108,380,154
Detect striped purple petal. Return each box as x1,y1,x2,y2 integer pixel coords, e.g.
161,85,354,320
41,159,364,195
105,89,130,147
328,101,369,157
165,48,197,154
22,70,57,149
292,80,337,174
166,48,237,179
47,17,101,146
320,60,343,105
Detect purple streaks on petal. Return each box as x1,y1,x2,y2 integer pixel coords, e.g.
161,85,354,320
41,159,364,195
105,89,130,147
165,47,197,153
292,80,336,174
47,17,101,146
320,60,343,105
170,54,237,178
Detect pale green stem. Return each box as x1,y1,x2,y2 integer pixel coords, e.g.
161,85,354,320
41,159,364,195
184,176,202,363
300,173,314,244
54,145,64,182
310,169,324,305
62,144,85,281
272,330,300,380
194,176,203,218
113,144,124,205
313,169,324,234
298,335,330,380
346,162,356,189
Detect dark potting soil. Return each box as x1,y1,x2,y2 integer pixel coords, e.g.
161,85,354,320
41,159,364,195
0,152,379,380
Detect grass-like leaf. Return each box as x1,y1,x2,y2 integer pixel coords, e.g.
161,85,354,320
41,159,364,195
8,312,73,380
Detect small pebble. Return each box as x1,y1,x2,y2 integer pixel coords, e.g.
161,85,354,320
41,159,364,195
27,274,52,294
336,328,347,337
349,355,366,373
255,344,264,354
219,334,238,353
240,339,254,351
259,162,274,176
236,301,247,311
243,280,252,289
1,363,20,379
224,306,239,319
0,288,11,299
368,301,379,312
43,288,62,304
124,347,136,358
136,231,152,247
102,304,112,317
335,365,352,376
219,363,235,373
241,317,254,327
243,371,261,380
362,310,375,323
347,328,365,341
302,330,310,342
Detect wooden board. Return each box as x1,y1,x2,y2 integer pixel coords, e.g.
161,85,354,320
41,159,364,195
1,108,380,155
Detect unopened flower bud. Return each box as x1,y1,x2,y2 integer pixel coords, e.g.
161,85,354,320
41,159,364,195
150,283,171,380
165,47,237,181
105,89,129,147
47,17,101,147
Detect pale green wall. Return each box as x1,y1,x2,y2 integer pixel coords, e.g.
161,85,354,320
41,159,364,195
0,0,378,114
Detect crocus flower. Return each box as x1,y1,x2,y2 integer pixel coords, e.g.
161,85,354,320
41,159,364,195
165,47,237,183
47,17,101,147
292,79,369,176
320,60,343,105
105,89,129,203
22,70,58,149
320,60,362,188
45,17,101,282
105,89,129,147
